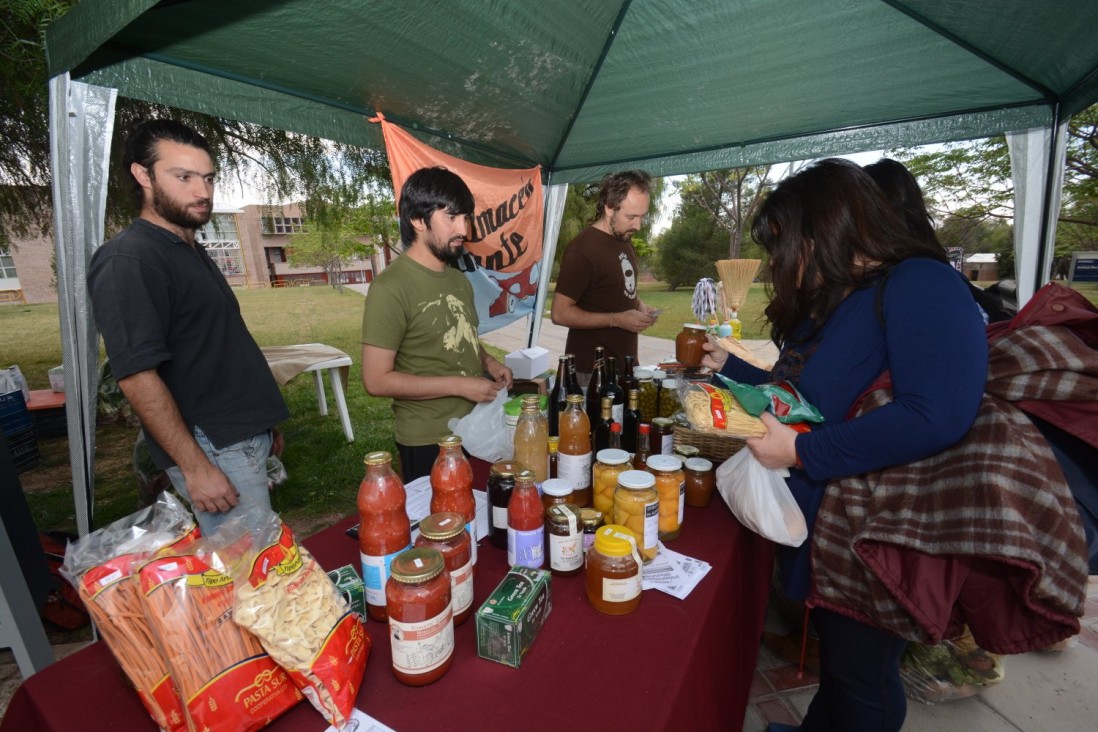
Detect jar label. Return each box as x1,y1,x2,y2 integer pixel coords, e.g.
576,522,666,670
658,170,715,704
466,521,478,566
507,526,545,568
491,505,508,530
678,481,685,525
660,434,674,455
549,531,583,571
450,559,474,616
557,451,592,489
362,545,411,607
390,601,455,675
602,574,641,603
643,500,659,550
611,403,624,426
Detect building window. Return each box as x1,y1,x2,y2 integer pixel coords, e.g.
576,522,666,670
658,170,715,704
0,247,17,279
265,216,304,235
196,214,244,276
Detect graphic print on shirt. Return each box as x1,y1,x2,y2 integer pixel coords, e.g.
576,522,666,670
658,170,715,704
421,293,479,374
619,252,636,299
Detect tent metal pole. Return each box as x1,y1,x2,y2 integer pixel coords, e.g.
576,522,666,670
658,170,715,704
1034,102,1063,296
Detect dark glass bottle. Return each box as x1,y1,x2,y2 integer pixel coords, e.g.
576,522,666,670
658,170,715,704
548,355,569,437
565,354,583,396
632,423,652,470
594,396,614,453
586,346,607,429
622,389,641,454
619,355,639,395
601,356,625,428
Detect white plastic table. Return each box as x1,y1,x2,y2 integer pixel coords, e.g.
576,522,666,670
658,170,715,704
261,344,354,442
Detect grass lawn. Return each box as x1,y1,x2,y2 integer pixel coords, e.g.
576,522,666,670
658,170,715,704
4,278,1095,537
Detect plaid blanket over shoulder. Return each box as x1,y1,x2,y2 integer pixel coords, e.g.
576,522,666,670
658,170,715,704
809,325,1094,654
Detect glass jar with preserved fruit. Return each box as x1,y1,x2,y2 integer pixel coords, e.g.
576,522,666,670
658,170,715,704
386,548,454,686
541,478,573,513
358,451,413,622
581,508,604,554
545,504,584,576
675,323,708,367
612,470,659,562
650,417,675,456
414,512,474,626
592,448,630,517
487,460,518,550
585,524,643,615
646,454,685,541
430,435,477,571
683,457,716,507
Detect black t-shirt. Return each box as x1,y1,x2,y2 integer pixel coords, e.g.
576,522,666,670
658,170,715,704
88,219,288,468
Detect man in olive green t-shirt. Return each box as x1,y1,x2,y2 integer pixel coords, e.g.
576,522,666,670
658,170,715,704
361,167,512,481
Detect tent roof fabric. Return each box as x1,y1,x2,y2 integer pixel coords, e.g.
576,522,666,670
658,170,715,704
46,0,1098,183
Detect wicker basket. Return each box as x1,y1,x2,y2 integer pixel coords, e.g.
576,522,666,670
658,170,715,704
673,425,746,463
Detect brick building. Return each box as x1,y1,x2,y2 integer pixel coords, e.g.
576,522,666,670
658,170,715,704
1,203,392,304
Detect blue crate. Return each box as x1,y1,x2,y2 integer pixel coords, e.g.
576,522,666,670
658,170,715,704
1,390,33,436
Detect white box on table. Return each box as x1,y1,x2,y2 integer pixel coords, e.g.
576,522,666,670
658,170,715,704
504,346,550,380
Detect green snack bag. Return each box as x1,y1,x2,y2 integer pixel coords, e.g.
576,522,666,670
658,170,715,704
715,375,824,425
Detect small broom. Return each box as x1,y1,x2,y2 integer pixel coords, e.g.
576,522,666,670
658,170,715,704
715,259,761,338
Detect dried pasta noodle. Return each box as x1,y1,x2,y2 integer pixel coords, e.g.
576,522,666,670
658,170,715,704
685,388,767,438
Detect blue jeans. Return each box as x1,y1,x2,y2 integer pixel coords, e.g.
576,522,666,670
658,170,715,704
798,608,908,732
165,426,273,534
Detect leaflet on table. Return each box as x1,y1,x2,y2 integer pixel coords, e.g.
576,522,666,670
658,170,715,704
402,475,489,543
641,542,711,600
323,707,397,732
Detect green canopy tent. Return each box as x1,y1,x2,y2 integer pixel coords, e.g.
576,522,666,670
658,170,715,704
37,0,1098,547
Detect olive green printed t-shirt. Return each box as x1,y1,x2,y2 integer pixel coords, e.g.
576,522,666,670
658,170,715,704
361,254,483,446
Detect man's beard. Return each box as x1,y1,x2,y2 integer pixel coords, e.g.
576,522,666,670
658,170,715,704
151,179,211,230
608,215,636,241
427,235,465,266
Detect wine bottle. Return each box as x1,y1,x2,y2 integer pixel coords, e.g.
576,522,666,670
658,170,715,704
548,355,569,437
623,388,641,454
601,356,625,427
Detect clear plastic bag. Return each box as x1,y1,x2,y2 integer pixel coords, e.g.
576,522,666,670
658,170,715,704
901,628,1005,704
716,448,807,546
448,388,512,462
1,364,30,401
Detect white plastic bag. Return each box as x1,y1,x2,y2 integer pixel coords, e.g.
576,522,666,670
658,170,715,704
716,448,807,546
447,389,512,462
1,365,30,401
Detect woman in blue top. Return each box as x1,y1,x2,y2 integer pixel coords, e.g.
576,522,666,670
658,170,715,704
704,159,988,732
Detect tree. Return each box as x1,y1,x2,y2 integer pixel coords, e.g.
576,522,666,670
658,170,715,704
675,166,782,259
653,199,728,290
0,0,389,247
287,192,377,293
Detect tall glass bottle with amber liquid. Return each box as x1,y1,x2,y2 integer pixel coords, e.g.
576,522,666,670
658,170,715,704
513,396,549,483
558,394,593,507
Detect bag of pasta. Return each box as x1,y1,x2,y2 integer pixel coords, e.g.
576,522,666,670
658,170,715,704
60,492,199,732
138,538,302,732
678,381,767,438
228,510,370,730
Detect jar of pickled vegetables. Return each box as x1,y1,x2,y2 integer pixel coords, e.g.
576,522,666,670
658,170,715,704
585,524,643,615
414,512,474,626
540,478,573,513
545,504,584,577
580,508,604,554
646,454,685,541
386,548,454,686
592,448,630,517
683,457,716,507
612,470,659,562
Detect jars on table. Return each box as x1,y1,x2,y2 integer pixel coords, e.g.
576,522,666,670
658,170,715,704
580,508,604,554
650,417,675,456
585,524,643,615
612,470,659,562
513,396,549,483
357,451,413,622
592,448,630,517
675,323,708,367
545,504,584,577
632,423,652,470
487,460,518,550
414,512,474,626
557,394,593,507
646,454,685,541
430,435,477,571
673,444,700,462
540,478,573,513
684,457,717,507
386,547,454,686
507,470,545,569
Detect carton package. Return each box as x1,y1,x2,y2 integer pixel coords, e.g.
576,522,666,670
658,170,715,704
504,346,550,380
475,566,552,668
327,565,366,621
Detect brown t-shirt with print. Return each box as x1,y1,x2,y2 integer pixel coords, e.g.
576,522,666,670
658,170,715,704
555,226,641,373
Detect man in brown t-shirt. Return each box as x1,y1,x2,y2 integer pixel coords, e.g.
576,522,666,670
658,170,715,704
551,170,660,383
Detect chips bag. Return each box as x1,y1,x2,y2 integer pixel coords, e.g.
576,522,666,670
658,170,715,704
715,375,824,427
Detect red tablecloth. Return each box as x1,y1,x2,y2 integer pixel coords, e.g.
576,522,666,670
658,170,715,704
1,501,773,732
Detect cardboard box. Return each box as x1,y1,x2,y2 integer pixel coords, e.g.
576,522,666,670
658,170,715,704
504,346,550,381
327,565,366,621
475,566,552,668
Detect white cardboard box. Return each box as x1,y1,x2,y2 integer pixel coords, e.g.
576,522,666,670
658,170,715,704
504,346,550,380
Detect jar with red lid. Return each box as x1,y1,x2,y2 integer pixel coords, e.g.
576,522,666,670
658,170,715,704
684,457,716,507
358,451,412,622
675,323,708,367
430,435,477,571
386,547,454,686
414,512,474,626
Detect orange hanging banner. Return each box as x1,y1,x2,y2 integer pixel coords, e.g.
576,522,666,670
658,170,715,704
374,116,544,332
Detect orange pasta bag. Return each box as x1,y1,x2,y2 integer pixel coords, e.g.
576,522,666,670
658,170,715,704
231,514,370,729
60,492,199,732
139,546,302,732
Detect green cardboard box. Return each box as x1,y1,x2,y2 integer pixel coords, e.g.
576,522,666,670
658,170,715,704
327,564,366,621
475,566,552,668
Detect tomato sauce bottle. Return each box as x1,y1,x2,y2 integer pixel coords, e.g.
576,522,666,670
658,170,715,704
358,451,412,622
507,469,545,568
430,435,478,572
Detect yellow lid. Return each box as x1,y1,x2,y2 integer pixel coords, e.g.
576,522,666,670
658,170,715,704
593,524,639,557
364,451,391,466
438,434,462,448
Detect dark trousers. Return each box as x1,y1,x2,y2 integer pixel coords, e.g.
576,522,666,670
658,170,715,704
396,442,441,484
798,608,908,732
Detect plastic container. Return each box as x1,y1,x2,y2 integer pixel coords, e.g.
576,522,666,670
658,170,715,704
592,448,630,517
386,548,454,686
585,524,643,615
612,470,659,562
414,512,474,626
646,454,685,541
